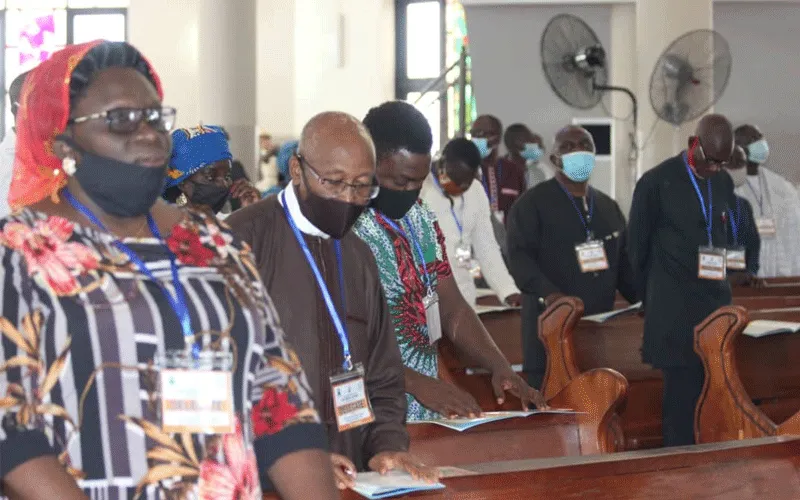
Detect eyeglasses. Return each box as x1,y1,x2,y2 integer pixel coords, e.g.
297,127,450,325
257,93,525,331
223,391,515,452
695,138,731,167
296,153,380,201
68,106,177,134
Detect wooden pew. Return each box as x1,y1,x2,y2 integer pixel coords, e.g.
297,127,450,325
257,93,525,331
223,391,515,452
263,436,800,499
694,305,800,444
436,311,628,456
539,296,800,450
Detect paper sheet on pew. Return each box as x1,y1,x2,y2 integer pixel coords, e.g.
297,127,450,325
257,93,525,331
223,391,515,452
475,288,497,299
582,302,643,323
411,410,578,432
350,470,445,499
743,319,800,338
473,303,520,315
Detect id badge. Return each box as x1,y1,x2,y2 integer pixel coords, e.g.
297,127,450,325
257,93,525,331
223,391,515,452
756,217,777,238
698,246,726,280
423,290,442,344
575,240,609,273
455,243,472,269
726,246,747,271
330,363,375,432
159,350,235,434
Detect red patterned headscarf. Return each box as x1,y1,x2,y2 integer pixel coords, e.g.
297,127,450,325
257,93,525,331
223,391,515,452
8,41,164,211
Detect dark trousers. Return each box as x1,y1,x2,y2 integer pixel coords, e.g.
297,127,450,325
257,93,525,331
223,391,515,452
661,364,705,447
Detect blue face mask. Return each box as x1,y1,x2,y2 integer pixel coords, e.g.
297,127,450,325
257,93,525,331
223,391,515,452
747,139,769,165
521,143,543,162
471,137,491,159
561,151,595,182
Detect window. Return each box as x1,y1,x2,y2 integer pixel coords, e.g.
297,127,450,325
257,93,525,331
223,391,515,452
1,0,128,135
396,0,476,153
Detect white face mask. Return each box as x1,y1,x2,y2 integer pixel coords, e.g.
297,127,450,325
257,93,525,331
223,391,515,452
727,167,748,188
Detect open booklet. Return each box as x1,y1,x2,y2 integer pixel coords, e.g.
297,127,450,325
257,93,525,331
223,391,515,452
743,319,800,338
410,409,578,432
473,303,520,315
582,302,643,323
350,471,445,499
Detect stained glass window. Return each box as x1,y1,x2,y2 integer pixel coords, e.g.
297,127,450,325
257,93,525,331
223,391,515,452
1,0,128,133
445,0,476,139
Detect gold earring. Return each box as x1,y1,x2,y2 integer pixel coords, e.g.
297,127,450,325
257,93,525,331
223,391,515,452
177,193,188,206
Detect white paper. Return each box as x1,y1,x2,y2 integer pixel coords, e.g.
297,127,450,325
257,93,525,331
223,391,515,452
351,471,445,499
410,409,579,432
475,288,498,299
743,319,800,338
473,303,519,315
582,302,643,323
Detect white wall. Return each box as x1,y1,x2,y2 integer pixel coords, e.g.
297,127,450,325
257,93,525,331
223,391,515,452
129,0,394,170
714,1,800,184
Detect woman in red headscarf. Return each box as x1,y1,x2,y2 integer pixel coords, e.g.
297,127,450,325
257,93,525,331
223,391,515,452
0,41,338,499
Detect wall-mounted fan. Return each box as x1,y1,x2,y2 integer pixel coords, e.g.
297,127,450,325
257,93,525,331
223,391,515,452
649,29,732,127
540,13,638,152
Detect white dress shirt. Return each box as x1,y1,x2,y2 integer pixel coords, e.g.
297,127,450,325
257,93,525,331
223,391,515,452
0,130,16,218
421,174,519,304
736,167,800,277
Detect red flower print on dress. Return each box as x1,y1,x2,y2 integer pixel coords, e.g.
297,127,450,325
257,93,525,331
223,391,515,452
0,217,99,295
204,222,234,260
166,224,215,267
198,419,260,500
251,388,299,437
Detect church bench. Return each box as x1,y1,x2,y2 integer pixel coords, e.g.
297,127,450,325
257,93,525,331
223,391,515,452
539,296,800,451
694,305,800,443
264,436,800,499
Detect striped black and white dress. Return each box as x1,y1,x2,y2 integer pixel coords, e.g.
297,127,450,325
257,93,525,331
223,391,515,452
0,208,326,500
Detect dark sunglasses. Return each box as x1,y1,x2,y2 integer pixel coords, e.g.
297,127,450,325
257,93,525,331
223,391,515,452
68,106,177,134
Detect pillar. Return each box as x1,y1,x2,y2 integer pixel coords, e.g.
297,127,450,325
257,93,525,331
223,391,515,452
197,0,258,178
635,0,714,178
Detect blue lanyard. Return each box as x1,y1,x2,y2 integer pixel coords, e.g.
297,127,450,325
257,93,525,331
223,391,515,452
557,182,594,241
684,153,713,246
730,197,741,245
432,175,464,235
745,176,764,215
281,192,352,371
375,210,433,293
63,189,196,356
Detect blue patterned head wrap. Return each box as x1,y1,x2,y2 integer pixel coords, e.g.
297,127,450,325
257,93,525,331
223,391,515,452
166,124,232,189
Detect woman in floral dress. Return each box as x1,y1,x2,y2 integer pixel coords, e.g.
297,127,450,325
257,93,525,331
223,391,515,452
0,41,338,499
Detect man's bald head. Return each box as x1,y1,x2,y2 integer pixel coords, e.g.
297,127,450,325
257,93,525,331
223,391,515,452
550,125,594,167
292,111,376,204
690,114,734,177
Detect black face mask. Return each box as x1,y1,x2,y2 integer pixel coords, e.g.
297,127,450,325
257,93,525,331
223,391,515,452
298,186,366,239
188,182,230,214
58,135,166,217
370,186,421,219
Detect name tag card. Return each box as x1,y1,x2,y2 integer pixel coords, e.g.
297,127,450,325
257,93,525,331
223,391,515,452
727,247,747,271
575,241,609,273
756,217,777,238
330,364,375,432
698,247,726,280
160,369,235,434
455,243,473,269
423,291,442,344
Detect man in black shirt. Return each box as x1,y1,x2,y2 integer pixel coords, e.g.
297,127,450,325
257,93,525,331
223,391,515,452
628,114,737,447
507,125,637,388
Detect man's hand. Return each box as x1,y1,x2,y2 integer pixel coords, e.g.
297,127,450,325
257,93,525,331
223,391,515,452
368,452,440,484
490,366,548,410
409,374,482,418
544,292,565,308
230,179,261,207
504,293,522,307
330,453,357,490
728,272,763,288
